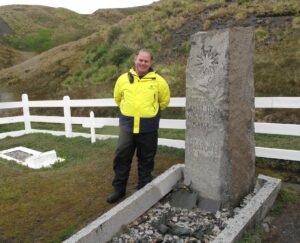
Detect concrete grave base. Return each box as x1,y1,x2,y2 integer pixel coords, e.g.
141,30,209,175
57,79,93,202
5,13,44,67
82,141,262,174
212,174,281,243
0,146,64,169
64,165,281,243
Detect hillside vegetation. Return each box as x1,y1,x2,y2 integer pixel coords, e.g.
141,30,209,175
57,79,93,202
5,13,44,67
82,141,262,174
0,5,142,52
0,0,299,122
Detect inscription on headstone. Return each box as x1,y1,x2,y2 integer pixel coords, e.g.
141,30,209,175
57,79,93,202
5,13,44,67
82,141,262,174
184,27,255,211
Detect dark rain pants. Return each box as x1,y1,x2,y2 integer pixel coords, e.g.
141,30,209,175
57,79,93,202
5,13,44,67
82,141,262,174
112,129,158,192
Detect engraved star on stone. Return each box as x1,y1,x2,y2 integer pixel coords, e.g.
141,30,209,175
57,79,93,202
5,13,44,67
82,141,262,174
195,46,219,75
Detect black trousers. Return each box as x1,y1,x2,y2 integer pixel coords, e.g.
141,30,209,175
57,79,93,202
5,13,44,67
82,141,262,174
112,129,158,192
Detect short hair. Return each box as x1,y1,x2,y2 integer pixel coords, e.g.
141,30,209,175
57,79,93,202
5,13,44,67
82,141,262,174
136,48,154,61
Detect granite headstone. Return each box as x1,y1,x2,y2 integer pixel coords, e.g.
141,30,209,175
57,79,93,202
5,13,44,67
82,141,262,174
184,27,256,211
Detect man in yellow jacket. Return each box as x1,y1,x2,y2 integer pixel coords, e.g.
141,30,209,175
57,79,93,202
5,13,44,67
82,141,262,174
107,49,170,203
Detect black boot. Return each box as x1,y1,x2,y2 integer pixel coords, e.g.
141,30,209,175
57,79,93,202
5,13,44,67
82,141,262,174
106,190,125,204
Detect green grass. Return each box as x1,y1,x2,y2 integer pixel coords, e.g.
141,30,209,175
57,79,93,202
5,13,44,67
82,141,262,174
238,226,265,243
0,123,25,132
0,133,184,242
255,134,300,150
270,184,299,216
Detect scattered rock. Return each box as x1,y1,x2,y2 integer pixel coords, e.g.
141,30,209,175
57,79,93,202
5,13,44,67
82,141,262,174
110,180,264,242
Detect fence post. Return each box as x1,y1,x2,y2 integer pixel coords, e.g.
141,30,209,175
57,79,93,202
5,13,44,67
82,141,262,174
90,111,96,143
22,94,31,133
63,96,72,138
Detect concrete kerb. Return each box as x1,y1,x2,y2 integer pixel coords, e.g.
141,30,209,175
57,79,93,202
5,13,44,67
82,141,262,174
212,174,281,243
64,164,185,243
65,166,281,243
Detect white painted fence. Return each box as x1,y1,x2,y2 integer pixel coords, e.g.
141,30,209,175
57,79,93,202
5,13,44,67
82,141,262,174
0,94,299,161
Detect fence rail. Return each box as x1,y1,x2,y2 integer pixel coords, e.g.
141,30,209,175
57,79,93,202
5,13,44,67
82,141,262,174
0,94,299,161
255,97,300,108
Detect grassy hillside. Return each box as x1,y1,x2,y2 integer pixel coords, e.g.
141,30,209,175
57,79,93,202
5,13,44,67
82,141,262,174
0,5,92,52
0,44,36,69
0,0,299,121
0,32,106,101
0,5,141,53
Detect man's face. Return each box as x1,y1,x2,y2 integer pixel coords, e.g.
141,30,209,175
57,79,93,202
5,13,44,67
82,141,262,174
134,51,152,76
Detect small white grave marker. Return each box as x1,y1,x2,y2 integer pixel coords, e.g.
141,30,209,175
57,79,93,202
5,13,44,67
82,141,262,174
0,146,64,169
82,111,104,143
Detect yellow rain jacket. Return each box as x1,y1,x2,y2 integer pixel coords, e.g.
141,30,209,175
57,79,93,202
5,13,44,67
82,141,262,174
114,68,170,134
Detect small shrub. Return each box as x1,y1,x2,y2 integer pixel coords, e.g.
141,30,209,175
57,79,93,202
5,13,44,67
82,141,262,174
292,16,300,29
237,0,250,5
91,65,118,84
107,26,122,44
234,10,248,20
208,7,228,20
180,40,191,54
255,27,268,42
183,2,205,16
166,16,185,30
63,76,76,86
84,43,109,66
109,45,134,67
203,19,211,30
74,69,82,77
82,67,96,79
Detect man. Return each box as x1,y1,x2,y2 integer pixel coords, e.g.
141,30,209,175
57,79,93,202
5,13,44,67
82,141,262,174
107,49,170,204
